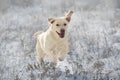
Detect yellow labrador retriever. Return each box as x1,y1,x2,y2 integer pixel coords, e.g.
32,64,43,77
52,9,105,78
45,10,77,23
34,11,73,65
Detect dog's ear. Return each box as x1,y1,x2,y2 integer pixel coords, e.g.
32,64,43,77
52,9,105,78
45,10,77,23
65,11,73,22
48,18,55,24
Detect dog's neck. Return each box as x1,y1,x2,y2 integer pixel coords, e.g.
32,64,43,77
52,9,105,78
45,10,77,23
47,28,67,41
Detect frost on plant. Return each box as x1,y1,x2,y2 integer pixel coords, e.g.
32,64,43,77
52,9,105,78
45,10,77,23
0,0,120,80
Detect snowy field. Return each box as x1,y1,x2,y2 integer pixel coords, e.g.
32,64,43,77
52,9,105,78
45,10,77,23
0,0,120,80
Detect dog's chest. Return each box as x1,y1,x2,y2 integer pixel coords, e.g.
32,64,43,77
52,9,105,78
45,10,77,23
43,33,68,53
50,40,67,52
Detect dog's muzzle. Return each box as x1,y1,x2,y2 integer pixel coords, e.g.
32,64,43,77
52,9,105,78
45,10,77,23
56,29,65,38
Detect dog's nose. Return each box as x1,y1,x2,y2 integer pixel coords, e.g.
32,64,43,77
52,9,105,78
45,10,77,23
60,29,65,33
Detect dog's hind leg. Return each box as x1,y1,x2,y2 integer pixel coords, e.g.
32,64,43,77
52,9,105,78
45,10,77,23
36,40,45,65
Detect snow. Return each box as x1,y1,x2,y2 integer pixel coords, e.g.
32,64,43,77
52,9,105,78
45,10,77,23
0,0,120,80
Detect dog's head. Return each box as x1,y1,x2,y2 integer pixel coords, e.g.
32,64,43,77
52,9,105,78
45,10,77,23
48,11,73,38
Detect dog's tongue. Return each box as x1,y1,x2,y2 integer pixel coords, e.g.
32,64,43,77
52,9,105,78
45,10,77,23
60,33,64,38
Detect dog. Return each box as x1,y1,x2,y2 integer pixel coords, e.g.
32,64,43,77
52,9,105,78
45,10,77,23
34,11,73,65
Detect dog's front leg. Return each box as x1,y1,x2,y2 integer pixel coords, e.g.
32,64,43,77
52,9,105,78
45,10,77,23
58,46,69,61
50,51,58,66
58,52,67,61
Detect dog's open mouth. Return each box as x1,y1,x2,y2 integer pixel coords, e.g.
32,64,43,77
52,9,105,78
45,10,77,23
56,31,65,38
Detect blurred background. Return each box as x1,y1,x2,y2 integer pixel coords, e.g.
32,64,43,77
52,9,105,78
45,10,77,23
0,0,120,80
0,0,120,12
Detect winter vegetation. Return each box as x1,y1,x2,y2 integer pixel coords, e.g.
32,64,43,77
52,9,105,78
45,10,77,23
0,0,120,80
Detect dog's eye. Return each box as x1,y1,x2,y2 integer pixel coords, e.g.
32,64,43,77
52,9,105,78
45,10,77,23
64,23,67,26
56,24,59,26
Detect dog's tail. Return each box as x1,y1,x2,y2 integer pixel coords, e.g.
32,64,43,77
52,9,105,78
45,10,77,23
34,31,43,38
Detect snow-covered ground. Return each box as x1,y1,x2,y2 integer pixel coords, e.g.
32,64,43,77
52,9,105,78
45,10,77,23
0,0,120,80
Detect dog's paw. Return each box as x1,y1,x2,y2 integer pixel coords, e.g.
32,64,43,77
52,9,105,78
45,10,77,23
58,57,64,61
